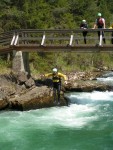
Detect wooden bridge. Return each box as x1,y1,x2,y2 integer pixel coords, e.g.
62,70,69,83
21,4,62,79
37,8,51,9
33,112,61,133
0,29,113,74
0,29,113,53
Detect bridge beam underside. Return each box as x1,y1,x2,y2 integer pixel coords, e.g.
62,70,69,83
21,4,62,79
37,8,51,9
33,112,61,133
13,45,113,53
12,50,30,75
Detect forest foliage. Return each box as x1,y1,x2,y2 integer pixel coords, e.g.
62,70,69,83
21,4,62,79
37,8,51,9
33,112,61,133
0,0,113,31
0,0,113,73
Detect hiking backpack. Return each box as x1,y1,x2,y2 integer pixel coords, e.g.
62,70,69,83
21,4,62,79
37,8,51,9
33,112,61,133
97,18,104,27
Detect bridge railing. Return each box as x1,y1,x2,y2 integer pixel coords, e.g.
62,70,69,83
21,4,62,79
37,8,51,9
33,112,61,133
11,29,113,46
0,29,113,50
0,31,14,47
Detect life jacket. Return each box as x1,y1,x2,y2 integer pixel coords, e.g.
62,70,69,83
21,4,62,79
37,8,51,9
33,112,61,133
80,23,88,29
52,73,61,83
97,18,104,27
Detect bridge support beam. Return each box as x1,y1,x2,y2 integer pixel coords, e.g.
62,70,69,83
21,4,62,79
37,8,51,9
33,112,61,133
12,51,30,75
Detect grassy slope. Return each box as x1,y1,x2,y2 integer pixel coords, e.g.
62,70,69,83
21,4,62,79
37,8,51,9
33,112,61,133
0,52,113,75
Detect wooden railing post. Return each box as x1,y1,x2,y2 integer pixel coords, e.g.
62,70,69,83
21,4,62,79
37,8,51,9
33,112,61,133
10,32,16,45
41,32,46,46
99,30,103,46
10,32,19,46
69,34,73,46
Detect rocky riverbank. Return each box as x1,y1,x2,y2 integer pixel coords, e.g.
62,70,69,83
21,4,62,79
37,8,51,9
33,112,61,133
0,71,112,111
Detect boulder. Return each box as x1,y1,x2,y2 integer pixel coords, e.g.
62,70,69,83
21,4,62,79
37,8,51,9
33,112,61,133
67,71,103,81
0,70,112,111
25,77,35,88
16,71,28,84
64,80,112,92
0,99,8,110
0,90,9,110
8,86,67,111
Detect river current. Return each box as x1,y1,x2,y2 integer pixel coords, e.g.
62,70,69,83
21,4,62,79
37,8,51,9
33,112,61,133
0,72,113,150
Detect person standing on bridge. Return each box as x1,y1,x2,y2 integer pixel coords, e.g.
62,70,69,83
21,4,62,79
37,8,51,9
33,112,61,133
80,20,88,44
93,12,106,44
44,68,68,105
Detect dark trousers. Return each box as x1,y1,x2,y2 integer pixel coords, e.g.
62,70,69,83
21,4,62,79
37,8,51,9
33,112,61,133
53,82,61,103
83,31,87,44
98,28,106,44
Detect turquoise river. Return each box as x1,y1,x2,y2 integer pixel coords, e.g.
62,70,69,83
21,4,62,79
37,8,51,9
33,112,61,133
0,73,113,150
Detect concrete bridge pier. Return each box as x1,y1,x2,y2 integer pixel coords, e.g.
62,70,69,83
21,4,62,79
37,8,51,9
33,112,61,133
12,50,30,75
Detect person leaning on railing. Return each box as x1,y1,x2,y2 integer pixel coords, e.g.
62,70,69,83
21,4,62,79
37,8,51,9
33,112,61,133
93,12,106,44
109,23,113,44
80,19,88,44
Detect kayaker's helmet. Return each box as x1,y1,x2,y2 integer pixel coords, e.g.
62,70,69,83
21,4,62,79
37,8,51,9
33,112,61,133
97,13,102,17
53,68,58,73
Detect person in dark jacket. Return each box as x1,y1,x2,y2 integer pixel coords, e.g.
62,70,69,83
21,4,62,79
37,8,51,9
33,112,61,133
80,20,88,44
